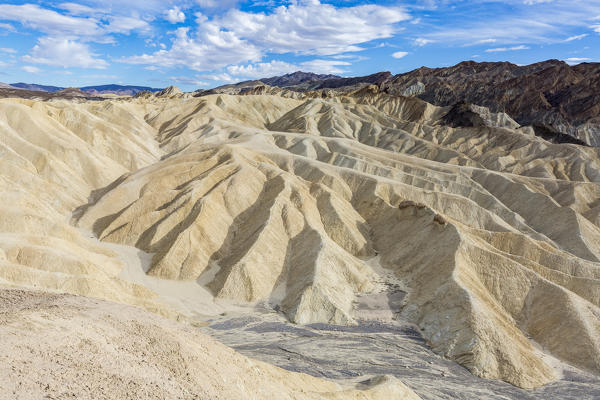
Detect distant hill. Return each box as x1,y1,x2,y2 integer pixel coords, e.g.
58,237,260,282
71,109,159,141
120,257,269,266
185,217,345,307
383,59,600,146
203,71,391,95
203,60,600,146
9,83,162,96
10,83,64,92
80,85,162,96
261,71,340,88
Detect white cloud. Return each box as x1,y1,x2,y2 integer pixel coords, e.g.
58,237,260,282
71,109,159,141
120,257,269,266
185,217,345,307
392,51,408,59
123,1,409,71
105,16,151,35
123,27,262,71
22,65,42,73
0,3,151,42
215,2,408,55
0,48,17,54
169,76,209,86
414,38,434,46
415,1,600,46
565,57,591,65
22,37,108,69
166,7,185,24
300,59,351,74
58,2,102,16
564,33,588,41
199,73,236,82
485,45,530,52
464,38,497,46
523,0,554,4
72,0,184,15
0,22,16,33
0,3,103,38
226,60,299,79
225,59,350,80
196,0,240,9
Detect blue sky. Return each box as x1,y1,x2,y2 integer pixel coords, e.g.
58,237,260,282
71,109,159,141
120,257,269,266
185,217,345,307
0,0,599,90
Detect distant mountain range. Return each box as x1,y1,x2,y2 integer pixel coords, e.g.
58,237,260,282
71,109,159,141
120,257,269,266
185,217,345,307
206,71,391,93
8,83,162,96
203,60,600,146
3,59,599,145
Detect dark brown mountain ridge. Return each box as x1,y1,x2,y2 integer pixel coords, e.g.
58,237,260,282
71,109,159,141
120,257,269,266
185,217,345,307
211,60,599,146
384,59,600,145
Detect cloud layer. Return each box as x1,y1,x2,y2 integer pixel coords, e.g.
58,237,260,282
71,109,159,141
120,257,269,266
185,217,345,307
123,1,409,71
0,0,598,88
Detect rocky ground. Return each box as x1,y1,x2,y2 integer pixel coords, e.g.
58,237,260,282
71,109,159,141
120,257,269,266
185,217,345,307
204,310,600,400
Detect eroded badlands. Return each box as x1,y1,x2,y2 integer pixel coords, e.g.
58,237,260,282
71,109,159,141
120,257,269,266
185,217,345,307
1,86,599,398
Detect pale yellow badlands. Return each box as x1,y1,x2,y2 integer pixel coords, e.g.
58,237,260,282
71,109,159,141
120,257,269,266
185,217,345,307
1,87,599,392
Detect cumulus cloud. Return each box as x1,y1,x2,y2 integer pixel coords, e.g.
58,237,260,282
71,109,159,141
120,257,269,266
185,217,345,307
199,73,237,82
0,3,150,42
166,7,185,24
392,51,408,59
565,57,591,65
226,60,299,78
22,37,108,69
300,59,351,74
58,2,102,16
485,45,530,52
213,2,408,55
123,27,262,71
69,0,184,15
224,58,350,80
0,3,102,38
414,38,434,46
105,16,151,35
169,76,209,86
22,65,42,73
122,1,408,71
196,0,240,9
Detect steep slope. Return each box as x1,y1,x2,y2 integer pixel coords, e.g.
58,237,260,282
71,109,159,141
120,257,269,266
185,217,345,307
0,98,169,315
1,88,600,392
384,60,600,145
70,91,600,389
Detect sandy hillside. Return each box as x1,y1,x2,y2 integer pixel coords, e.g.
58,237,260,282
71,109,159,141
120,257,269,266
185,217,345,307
1,86,599,394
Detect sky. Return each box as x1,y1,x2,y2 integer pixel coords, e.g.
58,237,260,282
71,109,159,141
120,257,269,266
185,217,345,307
0,0,599,90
